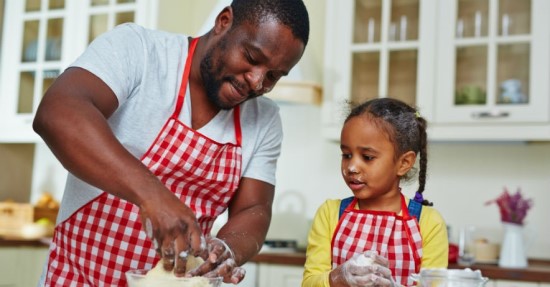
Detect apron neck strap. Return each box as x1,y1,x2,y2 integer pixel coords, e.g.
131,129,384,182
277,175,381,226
174,37,199,117
174,37,242,146
400,193,412,219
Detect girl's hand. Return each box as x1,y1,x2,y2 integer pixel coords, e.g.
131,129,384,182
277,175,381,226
187,237,246,284
330,250,397,287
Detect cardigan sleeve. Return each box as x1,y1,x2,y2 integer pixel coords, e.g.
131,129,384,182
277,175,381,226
302,200,340,287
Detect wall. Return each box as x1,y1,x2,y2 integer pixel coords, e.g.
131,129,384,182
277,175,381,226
157,0,218,35
155,0,550,260
0,144,34,202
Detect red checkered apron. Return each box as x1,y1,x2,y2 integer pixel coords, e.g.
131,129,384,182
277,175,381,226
331,194,423,286
44,38,243,286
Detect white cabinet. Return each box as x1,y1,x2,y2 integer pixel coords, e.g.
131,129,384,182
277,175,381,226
258,264,304,287
494,280,539,287
0,0,156,143
0,246,49,287
322,0,550,141
322,0,438,140
431,0,550,140
0,248,18,287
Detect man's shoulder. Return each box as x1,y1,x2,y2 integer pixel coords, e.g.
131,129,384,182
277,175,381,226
244,96,280,111
240,96,281,123
110,23,187,46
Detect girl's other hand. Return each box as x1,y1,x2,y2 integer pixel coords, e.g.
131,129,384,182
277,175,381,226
330,250,396,287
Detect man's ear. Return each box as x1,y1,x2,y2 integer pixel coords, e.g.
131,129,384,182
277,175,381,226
397,151,417,177
213,7,233,35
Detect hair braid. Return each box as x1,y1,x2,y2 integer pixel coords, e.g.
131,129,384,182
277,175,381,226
416,117,432,206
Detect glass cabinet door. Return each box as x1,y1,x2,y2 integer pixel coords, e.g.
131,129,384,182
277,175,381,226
350,0,420,107
0,0,151,142
88,0,136,44
0,0,65,126
435,0,549,123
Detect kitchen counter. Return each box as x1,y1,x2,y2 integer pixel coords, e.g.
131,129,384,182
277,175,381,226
3,239,549,283
251,252,550,283
0,236,51,247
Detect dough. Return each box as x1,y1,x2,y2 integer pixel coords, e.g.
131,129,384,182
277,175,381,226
128,256,215,287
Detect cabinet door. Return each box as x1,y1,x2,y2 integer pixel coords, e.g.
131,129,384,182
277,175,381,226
0,0,155,143
322,0,437,140
0,248,19,286
435,0,550,124
258,264,304,287
0,0,69,142
19,247,49,287
495,280,539,287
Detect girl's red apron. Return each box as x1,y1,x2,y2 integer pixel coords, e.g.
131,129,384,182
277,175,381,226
331,194,423,286
44,38,243,286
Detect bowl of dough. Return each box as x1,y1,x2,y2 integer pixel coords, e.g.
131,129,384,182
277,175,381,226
126,258,222,287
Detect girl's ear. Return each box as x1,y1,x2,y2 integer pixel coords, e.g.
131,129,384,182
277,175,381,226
397,151,416,176
213,7,234,35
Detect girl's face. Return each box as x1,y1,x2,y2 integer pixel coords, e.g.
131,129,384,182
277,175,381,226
340,116,414,206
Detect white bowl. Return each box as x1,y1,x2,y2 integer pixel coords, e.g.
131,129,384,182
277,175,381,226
126,269,222,287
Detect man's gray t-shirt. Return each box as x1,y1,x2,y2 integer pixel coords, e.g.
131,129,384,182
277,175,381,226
57,23,283,222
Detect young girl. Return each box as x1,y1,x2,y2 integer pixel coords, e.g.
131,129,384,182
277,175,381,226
302,98,448,287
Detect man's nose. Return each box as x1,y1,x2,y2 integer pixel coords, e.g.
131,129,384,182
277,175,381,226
245,70,265,91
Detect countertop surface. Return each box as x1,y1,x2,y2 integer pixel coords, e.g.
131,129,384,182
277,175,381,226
251,251,550,283
0,236,51,247
3,239,549,283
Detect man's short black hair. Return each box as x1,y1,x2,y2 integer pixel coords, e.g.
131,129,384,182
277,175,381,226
230,0,310,46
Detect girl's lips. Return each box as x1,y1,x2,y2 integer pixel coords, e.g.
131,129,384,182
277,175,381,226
347,180,365,192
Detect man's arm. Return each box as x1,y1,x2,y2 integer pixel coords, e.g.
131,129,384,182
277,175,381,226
219,177,275,264
33,67,204,270
188,177,274,283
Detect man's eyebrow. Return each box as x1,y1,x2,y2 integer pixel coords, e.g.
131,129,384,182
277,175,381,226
246,43,290,76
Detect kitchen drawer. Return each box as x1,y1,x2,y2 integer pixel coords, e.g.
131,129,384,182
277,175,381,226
0,247,48,287
495,280,540,287
0,248,19,286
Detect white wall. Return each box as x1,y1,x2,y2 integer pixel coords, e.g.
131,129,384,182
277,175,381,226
269,104,550,259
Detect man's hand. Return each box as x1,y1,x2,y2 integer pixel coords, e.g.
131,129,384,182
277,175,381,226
187,237,246,284
138,188,204,276
330,250,397,287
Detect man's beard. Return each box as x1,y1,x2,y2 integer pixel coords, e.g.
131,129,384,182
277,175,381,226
200,48,229,110
199,36,261,110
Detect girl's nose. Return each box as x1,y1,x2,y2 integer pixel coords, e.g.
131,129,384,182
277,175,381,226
343,162,359,176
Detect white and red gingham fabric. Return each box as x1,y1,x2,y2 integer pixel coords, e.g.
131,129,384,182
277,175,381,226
331,194,423,286
44,38,243,286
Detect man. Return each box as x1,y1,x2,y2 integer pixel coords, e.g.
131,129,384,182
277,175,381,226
33,0,309,285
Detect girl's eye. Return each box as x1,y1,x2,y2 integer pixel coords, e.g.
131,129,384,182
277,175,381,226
341,153,351,159
362,155,374,161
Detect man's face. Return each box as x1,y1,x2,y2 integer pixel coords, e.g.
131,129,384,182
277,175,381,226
200,18,305,110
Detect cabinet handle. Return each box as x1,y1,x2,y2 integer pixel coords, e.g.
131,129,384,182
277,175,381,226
471,111,510,119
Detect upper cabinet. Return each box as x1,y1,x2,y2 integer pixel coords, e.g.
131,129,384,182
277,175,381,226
323,0,550,141
0,0,156,143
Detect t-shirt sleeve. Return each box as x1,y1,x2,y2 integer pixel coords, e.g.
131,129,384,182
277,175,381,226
419,206,449,268
241,101,283,185
302,200,339,287
69,23,145,108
